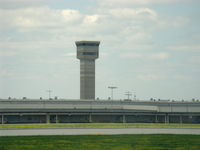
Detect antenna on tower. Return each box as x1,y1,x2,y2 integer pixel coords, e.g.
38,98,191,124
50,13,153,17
125,91,132,100
46,90,52,100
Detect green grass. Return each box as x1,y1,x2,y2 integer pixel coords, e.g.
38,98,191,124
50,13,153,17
0,123,200,129
0,134,200,150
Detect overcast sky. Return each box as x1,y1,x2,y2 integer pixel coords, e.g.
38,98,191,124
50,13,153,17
0,0,200,100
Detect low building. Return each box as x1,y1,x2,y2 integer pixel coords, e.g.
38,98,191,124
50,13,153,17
0,99,200,124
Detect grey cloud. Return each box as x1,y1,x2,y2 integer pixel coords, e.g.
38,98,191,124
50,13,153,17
97,0,193,7
0,0,53,9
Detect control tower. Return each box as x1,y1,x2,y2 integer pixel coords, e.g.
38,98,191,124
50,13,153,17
75,41,100,100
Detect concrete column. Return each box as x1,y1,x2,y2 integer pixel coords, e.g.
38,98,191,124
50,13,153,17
167,115,169,124
155,115,158,123
46,114,50,124
165,114,169,124
56,115,58,123
89,114,92,123
122,115,126,123
180,115,182,124
1,115,4,124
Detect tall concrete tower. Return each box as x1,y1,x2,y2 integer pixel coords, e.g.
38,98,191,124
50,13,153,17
75,41,100,100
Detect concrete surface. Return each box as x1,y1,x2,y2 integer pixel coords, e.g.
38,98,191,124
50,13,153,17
1,127,200,136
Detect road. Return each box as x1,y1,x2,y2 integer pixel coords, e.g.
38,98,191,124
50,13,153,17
1,127,200,136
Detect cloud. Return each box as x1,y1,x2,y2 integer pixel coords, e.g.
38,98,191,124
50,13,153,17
136,74,167,81
0,69,44,79
168,45,200,52
157,16,189,28
64,53,76,57
24,57,70,64
120,53,143,58
149,52,169,60
0,6,159,51
0,39,71,48
109,8,157,20
0,6,157,30
120,52,169,60
61,9,83,23
188,56,200,64
0,0,54,9
0,51,17,57
0,7,82,31
0,5,191,66
0,5,187,43
0,70,13,77
136,73,191,81
96,0,192,7
83,15,101,24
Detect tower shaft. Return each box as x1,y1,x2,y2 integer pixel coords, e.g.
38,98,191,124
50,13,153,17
80,59,95,99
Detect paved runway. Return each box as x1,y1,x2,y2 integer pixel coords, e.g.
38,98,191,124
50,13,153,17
1,127,200,136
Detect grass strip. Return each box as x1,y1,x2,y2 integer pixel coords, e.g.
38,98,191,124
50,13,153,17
0,123,200,129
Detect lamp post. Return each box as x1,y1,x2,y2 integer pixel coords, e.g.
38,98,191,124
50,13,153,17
125,91,132,100
108,86,117,100
134,94,136,100
47,90,52,100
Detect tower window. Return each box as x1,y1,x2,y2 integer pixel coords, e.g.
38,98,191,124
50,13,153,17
82,52,96,55
76,43,99,46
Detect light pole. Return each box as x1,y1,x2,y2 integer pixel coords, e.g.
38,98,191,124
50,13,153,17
47,90,52,100
134,94,136,100
108,86,117,100
125,91,132,100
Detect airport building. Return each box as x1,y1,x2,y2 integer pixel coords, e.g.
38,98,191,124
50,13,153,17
0,99,200,124
0,41,200,124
